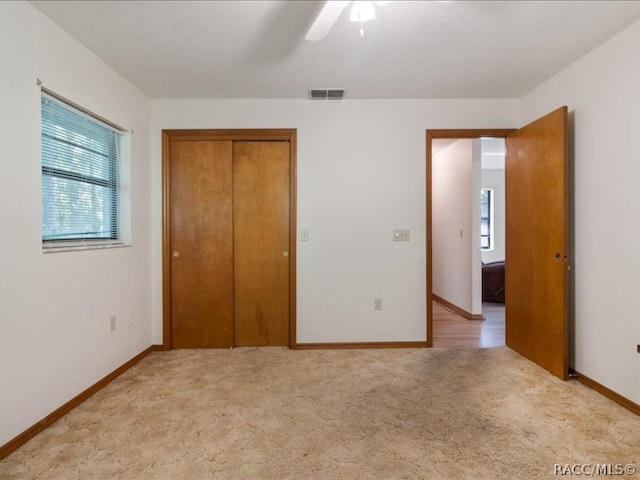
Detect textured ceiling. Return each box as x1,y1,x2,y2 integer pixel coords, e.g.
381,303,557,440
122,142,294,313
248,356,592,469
31,0,640,99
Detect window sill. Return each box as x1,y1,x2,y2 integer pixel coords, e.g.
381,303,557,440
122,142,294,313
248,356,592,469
42,241,132,254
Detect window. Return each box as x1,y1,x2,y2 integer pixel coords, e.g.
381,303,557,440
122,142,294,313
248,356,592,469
480,188,494,250
41,92,127,249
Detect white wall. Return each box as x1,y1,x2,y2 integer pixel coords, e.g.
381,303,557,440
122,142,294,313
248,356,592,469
151,100,519,343
471,140,482,315
432,140,474,314
432,140,482,316
520,18,640,404
0,2,152,446
481,168,506,264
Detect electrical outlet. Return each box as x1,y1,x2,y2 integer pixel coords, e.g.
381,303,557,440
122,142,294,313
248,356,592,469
110,316,116,332
374,298,382,311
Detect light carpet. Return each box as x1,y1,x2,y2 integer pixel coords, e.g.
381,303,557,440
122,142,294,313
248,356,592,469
1,347,638,479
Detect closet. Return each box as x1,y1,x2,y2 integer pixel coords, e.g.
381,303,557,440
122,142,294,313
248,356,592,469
163,130,296,348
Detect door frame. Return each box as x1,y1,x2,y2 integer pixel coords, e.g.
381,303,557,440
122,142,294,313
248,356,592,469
162,129,298,349
426,129,515,347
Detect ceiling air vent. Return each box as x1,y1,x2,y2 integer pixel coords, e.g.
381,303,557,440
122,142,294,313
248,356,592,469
308,89,345,100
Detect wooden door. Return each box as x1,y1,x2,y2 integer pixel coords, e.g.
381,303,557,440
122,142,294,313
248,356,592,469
505,107,568,379
170,140,234,348
233,142,290,346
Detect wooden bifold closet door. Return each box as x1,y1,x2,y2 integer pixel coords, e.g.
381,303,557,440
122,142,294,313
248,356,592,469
167,134,291,348
233,141,290,346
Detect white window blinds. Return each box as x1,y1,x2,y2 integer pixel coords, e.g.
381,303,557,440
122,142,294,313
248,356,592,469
41,92,123,243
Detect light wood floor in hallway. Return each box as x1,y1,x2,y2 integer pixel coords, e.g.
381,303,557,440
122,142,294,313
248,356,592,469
433,300,505,348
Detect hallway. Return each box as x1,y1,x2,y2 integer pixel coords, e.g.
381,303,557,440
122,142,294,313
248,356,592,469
432,301,505,349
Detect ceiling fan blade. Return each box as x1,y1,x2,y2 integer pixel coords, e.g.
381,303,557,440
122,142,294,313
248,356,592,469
305,1,350,41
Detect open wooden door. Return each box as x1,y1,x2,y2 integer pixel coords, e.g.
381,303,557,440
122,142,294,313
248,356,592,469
505,106,569,380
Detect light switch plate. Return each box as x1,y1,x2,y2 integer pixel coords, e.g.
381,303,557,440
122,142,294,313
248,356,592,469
393,229,410,241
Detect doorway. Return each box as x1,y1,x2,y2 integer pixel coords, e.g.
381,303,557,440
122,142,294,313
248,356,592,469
162,129,297,349
426,130,513,348
429,134,510,349
426,108,569,380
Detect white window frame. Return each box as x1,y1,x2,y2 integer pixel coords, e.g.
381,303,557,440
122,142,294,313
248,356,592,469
480,187,494,251
41,89,131,253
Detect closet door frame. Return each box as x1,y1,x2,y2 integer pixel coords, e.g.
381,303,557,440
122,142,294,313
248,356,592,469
162,129,297,349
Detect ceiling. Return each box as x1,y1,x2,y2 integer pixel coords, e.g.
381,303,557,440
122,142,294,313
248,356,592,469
31,1,640,100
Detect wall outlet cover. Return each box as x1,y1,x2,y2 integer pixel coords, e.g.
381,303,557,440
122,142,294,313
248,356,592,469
393,229,410,241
